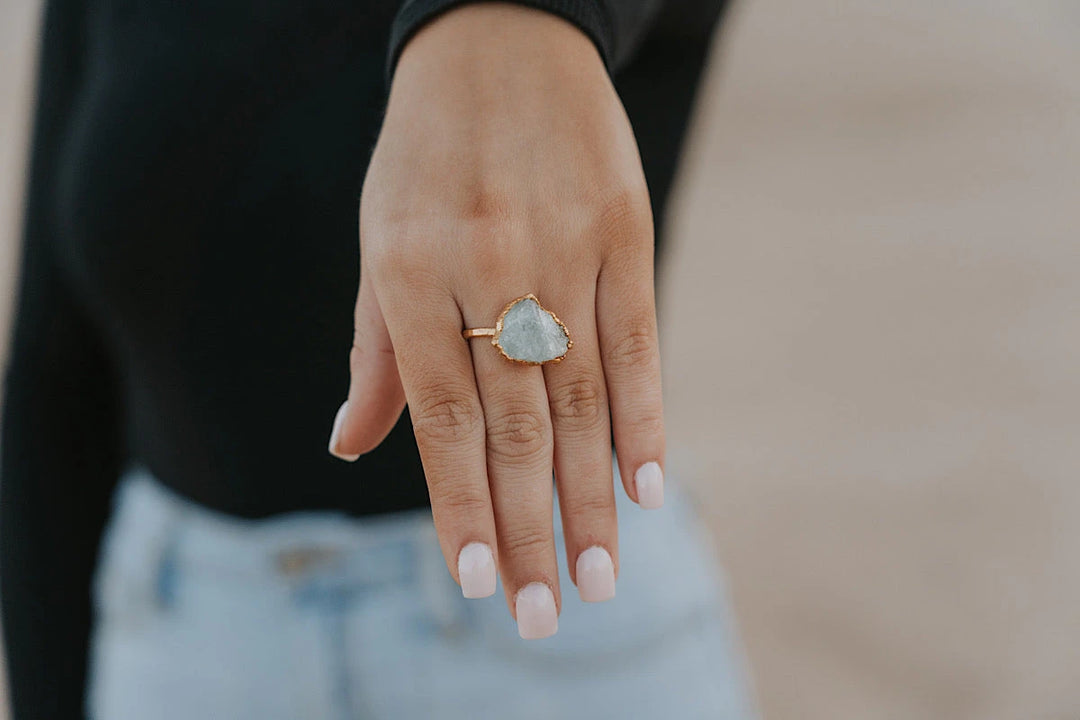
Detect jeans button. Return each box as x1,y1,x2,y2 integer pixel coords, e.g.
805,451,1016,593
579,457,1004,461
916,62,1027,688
275,546,341,577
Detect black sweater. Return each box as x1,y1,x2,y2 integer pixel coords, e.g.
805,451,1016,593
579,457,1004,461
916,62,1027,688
0,0,727,716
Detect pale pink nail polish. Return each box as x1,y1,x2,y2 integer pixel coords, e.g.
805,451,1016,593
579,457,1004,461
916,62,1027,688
328,401,360,462
515,583,558,640
576,546,615,602
635,461,664,509
457,542,496,598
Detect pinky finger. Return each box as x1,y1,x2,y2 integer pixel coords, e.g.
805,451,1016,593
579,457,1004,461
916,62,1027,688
596,250,665,510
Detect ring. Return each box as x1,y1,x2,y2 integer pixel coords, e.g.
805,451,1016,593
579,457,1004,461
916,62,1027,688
462,293,572,365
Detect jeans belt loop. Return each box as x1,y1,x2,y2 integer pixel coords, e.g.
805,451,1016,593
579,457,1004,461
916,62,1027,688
106,464,185,621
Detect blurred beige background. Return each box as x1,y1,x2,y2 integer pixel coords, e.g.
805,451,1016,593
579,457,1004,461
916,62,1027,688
2,1,1079,718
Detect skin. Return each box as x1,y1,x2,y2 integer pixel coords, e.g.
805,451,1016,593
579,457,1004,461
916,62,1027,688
331,2,665,630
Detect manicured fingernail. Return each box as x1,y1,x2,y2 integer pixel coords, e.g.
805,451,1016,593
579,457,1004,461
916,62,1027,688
515,583,558,640
576,546,615,602
457,542,496,598
328,401,360,462
635,461,664,509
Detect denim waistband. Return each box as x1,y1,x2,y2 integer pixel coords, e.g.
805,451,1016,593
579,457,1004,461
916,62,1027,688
102,464,448,598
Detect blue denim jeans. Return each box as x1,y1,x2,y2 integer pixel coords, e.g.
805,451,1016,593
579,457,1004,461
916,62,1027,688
87,457,756,719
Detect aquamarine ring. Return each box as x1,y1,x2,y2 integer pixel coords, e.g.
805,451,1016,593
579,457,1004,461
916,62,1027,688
462,293,572,365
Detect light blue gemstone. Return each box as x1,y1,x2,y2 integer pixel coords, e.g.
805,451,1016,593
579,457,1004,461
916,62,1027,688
496,297,569,363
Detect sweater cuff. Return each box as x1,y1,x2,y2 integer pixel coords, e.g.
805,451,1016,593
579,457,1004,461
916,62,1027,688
385,0,614,87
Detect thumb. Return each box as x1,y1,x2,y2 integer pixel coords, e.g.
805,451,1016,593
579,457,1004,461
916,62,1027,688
328,266,406,461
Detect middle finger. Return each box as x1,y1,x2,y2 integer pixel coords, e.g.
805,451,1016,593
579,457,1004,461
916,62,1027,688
467,289,560,640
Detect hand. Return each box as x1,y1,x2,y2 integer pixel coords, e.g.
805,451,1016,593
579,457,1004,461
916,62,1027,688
328,2,665,639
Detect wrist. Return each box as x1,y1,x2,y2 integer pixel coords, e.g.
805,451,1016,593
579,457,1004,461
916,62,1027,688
392,2,605,94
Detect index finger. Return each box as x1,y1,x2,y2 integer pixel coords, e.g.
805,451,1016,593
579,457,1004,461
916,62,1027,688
375,271,500,599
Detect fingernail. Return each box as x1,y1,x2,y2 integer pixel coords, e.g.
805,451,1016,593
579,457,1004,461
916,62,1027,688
515,583,558,640
457,542,496,598
635,461,664,509
328,401,360,462
576,546,615,602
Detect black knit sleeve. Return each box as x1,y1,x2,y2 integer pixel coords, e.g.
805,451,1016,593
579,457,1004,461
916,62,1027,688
0,2,125,718
385,0,664,85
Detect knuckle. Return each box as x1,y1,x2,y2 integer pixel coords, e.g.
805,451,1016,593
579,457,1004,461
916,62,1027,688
349,343,364,372
428,484,490,522
499,524,552,559
364,228,413,274
464,220,525,279
606,319,658,372
462,184,515,223
564,487,615,518
549,375,607,431
629,406,665,439
364,224,446,287
349,338,394,371
593,185,652,245
373,253,445,293
411,388,485,445
486,408,551,463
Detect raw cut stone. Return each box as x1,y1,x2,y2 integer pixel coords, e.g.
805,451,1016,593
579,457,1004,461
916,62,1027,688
495,297,569,363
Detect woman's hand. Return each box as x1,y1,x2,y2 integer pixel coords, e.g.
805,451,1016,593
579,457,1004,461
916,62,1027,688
328,3,665,639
